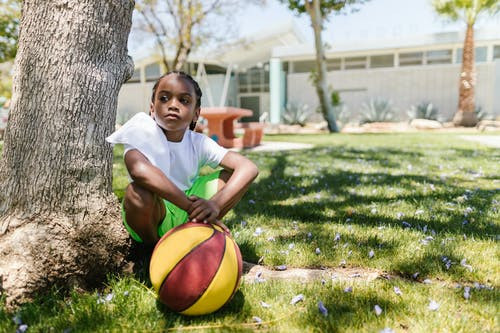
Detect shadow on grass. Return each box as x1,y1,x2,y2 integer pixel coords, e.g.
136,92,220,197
230,145,498,279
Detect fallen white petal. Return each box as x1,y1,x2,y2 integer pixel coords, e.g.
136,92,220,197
374,304,383,316
290,294,304,305
428,300,440,311
260,301,271,308
393,286,402,296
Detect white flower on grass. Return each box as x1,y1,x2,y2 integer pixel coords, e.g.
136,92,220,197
307,232,313,239
393,286,402,296
12,315,22,325
396,212,404,219
344,286,353,293
334,233,341,242
255,271,266,283
374,304,383,316
315,247,321,255
267,236,275,242
402,221,411,228
275,265,287,271
17,324,28,333
379,328,395,333
428,300,440,311
368,250,375,259
407,164,413,171
240,220,247,227
318,301,328,316
252,316,262,324
123,291,129,296
412,272,420,279
423,279,432,284
463,286,471,300
415,209,424,215
290,294,304,305
260,301,271,308
371,208,378,214
288,243,295,249
253,227,264,236
460,259,473,272
248,199,256,204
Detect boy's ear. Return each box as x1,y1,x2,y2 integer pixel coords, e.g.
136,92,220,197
149,102,155,118
192,107,200,123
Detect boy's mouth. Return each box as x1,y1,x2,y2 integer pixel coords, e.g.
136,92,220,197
165,113,180,120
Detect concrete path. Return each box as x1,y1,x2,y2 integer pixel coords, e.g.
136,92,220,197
460,135,500,148
231,141,314,152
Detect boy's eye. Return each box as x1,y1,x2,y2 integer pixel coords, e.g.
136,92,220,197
180,98,190,104
159,95,169,102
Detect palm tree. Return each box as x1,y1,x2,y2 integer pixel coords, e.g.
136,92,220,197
432,0,500,127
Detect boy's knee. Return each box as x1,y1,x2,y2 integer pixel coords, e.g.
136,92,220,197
125,182,156,210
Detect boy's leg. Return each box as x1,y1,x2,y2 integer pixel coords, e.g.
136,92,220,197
123,182,165,245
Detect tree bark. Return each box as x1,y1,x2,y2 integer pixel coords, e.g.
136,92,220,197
307,0,339,133
0,0,134,309
453,22,478,127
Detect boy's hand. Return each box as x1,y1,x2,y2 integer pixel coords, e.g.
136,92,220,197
188,196,220,224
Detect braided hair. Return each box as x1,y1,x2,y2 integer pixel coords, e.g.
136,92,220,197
151,71,202,130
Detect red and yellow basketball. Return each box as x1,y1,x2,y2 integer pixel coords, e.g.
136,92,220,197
149,222,243,316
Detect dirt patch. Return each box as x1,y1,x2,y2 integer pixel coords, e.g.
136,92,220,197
242,261,387,284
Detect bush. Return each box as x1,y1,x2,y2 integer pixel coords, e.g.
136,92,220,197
475,106,493,121
283,102,311,126
360,99,396,124
407,102,439,120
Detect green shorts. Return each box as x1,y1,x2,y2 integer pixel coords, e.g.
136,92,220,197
122,171,221,243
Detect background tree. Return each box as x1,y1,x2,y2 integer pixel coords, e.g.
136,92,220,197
280,0,368,133
0,0,135,308
134,0,260,72
0,0,20,63
432,0,500,127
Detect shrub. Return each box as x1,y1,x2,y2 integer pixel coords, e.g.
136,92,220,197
360,99,396,124
475,106,493,121
283,102,311,126
407,102,439,120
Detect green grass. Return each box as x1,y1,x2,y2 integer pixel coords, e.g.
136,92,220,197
1,132,499,332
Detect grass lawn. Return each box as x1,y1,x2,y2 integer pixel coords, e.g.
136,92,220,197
1,132,499,332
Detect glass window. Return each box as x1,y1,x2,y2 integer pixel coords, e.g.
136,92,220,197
344,56,367,70
370,54,394,68
456,46,488,63
128,68,141,83
426,49,452,65
204,64,226,75
293,60,315,73
399,52,423,66
238,73,248,93
494,45,500,59
326,58,341,71
145,63,161,81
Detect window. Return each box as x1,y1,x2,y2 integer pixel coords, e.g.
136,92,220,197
292,60,315,73
238,66,269,93
326,58,341,71
456,46,488,63
426,49,452,65
370,54,394,68
399,52,423,66
204,64,226,75
145,62,161,81
344,56,367,70
494,45,500,60
127,68,141,83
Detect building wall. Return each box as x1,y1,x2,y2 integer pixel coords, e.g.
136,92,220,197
287,63,497,122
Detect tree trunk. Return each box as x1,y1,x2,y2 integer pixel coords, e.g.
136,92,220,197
307,0,339,133
453,22,478,127
0,0,134,309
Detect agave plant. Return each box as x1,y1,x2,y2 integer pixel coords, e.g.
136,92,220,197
474,106,493,121
283,102,311,126
333,104,350,126
360,99,396,124
407,102,439,120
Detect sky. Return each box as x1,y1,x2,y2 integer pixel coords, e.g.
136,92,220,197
128,0,500,60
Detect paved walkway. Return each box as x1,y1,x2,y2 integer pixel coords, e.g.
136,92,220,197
231,141,314,152
460,135,500,148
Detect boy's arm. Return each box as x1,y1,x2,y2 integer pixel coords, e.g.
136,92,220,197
204,151,259,219
124,149,193,212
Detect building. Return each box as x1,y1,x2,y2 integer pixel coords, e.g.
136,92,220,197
117,21,500,124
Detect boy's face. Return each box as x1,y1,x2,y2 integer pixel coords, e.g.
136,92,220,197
150,74,199,139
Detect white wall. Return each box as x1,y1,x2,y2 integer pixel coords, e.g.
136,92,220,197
287,63,497,122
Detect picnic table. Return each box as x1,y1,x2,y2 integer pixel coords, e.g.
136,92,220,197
200,107,264,148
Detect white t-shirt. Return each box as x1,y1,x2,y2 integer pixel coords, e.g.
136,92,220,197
106,112,228,191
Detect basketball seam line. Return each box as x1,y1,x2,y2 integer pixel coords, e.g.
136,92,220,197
179,230,226,313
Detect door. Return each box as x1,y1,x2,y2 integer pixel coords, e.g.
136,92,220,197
239,95,260,122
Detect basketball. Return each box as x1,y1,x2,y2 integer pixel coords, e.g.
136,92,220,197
149,222,243,316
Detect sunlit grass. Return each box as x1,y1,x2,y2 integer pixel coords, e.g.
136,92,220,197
1,132,499,332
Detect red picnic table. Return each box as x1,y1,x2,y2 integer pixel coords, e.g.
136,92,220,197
200,107,264,148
